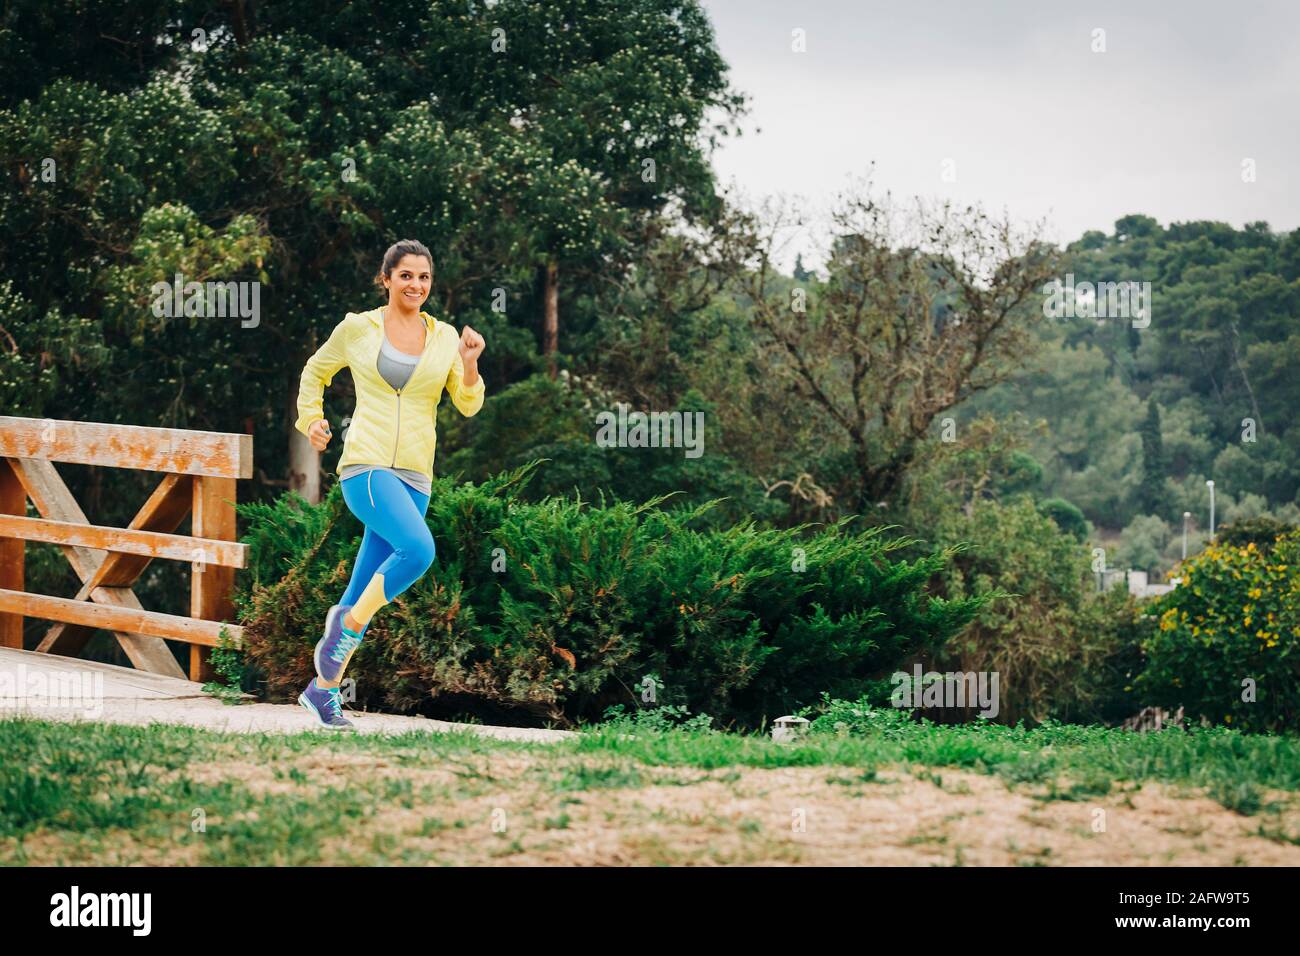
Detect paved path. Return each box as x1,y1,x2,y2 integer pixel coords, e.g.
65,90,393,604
0,646,575,743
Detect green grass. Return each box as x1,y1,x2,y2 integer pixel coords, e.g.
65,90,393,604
570,716,1300,797
553,764,645,792
0,718,505,864
3,713,1299,864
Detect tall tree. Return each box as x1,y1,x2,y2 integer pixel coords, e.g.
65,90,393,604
1137,396,1166,515
0,0,745,505
741,183,1059,516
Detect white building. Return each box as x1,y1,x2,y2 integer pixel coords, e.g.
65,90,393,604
1098,569,1180,598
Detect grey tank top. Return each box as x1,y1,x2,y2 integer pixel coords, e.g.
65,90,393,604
338,330,432,496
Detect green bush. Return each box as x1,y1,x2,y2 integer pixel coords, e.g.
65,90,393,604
1140,531,1300,732
894,420,1148,726
438,373,782,528
1117,513,1173,576
926,497,1141,725
1037,497,1089,542
798,691,918,739
233,461,988,730
1064,585,1148,725
200,626,247,706
1217,516,1297,550
597,703,717,734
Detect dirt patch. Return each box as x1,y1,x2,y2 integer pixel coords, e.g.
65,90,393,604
295,754,1300,866
9,751,1299,865
4,827,205,867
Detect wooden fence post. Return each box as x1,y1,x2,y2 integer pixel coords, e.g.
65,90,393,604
190,475,238,683
0,459,23,649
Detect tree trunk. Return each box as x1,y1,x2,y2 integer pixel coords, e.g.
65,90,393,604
543,258,558,380
287,382,320,503
1229,321,1264,435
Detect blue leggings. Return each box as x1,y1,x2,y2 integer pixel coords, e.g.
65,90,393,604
338,469,435,629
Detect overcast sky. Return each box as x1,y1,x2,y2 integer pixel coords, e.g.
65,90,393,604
701,0,1300,266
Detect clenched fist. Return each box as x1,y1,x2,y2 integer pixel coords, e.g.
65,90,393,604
458,325,485,364
308,419,332,451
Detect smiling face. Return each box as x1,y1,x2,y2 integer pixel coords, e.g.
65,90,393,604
383,253,432,312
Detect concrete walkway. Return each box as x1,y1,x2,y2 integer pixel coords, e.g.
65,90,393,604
0,646,575,743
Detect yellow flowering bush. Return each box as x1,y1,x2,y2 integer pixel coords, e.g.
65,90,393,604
1140,530,1300,732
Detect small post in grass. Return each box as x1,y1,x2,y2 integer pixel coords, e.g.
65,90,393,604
771,715,810,743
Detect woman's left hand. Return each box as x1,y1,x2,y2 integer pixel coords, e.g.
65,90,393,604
459,325,485,364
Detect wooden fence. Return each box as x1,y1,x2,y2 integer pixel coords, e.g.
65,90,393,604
0,416,250,682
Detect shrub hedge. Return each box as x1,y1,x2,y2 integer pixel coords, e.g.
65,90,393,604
232,462,988,730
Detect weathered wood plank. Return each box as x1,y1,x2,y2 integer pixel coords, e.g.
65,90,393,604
0,588,243,647
0,513,246,568
0,417,252,479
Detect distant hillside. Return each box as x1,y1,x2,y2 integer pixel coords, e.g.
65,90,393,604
963,215,1300,572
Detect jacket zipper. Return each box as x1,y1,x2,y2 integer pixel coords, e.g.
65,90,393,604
391,387,402,466
382,311,428,469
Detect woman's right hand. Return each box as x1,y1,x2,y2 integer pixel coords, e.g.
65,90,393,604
308,419,332,451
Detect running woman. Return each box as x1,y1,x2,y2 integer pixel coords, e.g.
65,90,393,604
292,239,486,729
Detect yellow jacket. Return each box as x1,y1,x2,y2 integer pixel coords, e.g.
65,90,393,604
294,306,485,480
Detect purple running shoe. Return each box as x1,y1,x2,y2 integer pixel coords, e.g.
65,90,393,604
297,677,355,731
314,604,363,685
